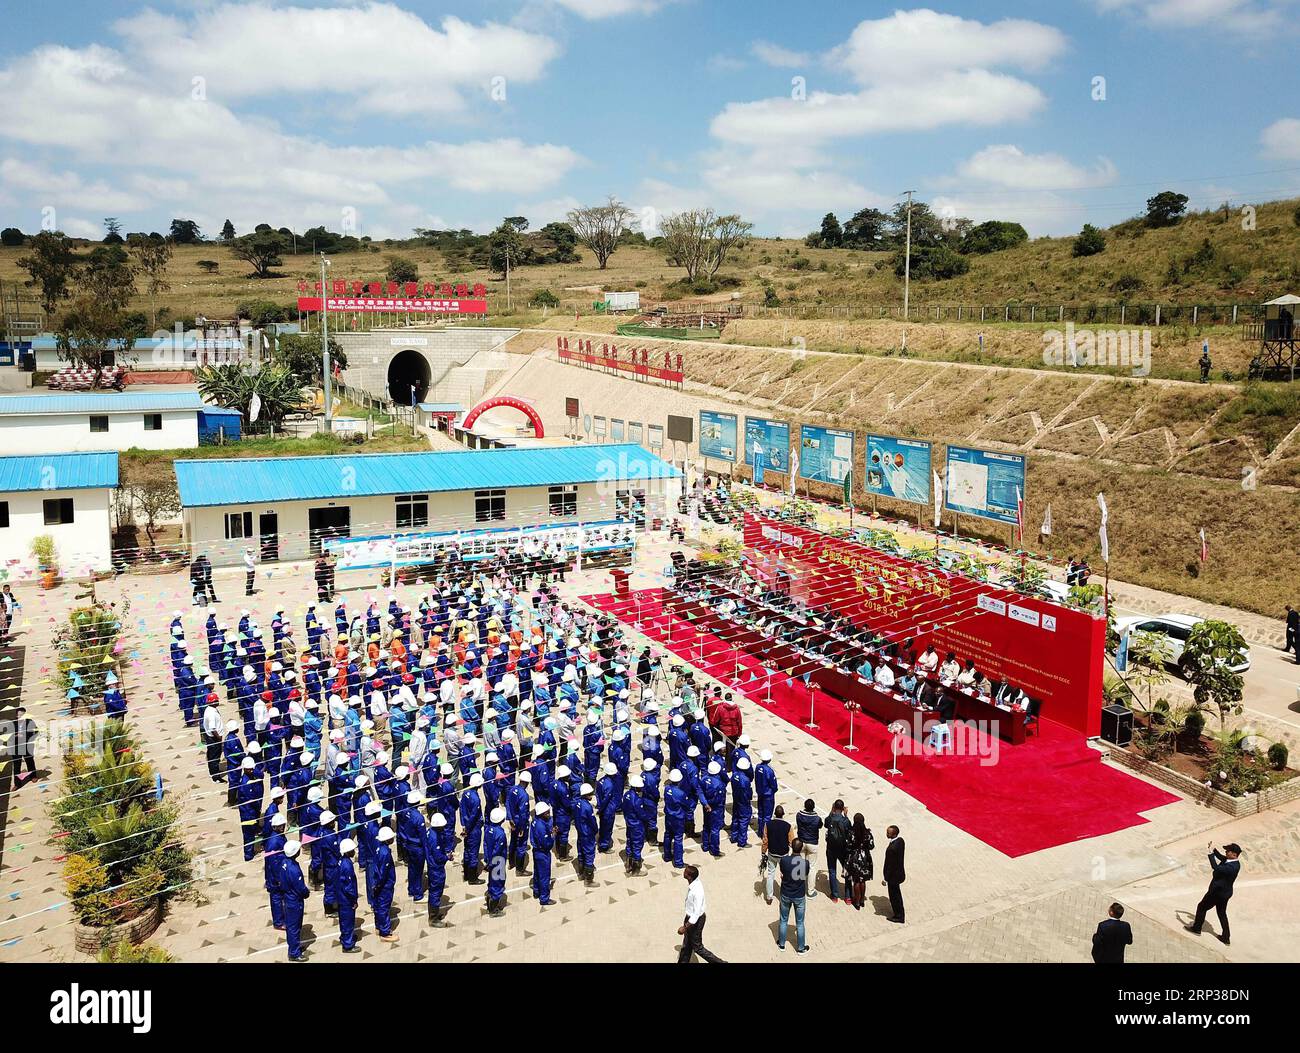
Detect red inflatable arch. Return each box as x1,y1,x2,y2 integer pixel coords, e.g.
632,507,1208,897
461,395,544,437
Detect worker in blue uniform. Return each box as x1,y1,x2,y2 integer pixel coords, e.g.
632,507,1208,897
236,757,264,861
663,769,689,868
574,782,598,886
729,757,754,846
425,811,450,926
278,839,311,961
483,806,509,916
337,837,360,952
397,790,427,901
264,813,288,929
368,826,399,942
622,774,645,875
506,771,532,874
596,762,619,853
530,802,555,905
460,770,485,884
699,761,727,858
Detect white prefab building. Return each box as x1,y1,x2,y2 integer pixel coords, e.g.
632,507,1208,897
0,392,208,454
0,452,118,576
174,443,682,566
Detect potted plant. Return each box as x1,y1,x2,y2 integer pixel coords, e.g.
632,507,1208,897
31,533,58,588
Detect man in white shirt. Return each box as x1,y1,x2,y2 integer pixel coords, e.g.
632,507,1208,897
874,663,896,691
677,864,725,963
201,694,225,782
244,547,257,596
916,645,939,675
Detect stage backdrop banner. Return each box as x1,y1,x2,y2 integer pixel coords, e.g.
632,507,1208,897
866,434,931,504
798,425,854,484
945,445,1026,525
741,514,1105,736
699,410,738,461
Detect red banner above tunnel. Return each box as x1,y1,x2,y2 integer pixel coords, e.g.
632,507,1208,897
297,296,487,314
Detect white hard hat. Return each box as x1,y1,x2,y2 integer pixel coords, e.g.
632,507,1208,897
431,813,447,828
283,839,301,858
489,807,507,824
377,826,395,843
339,838,357,855
669,769,683,783
642,758,657,772
707,761,722,775
760,750,773,762
604,762,617,775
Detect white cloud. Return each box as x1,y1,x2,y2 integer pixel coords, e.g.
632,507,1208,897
705,53,746,75
1261,117,1300,159
1094,0,1285,32
751,41,811,68
829,9,1066,84
712,70,1050,146
955,145,1118,190
0,40,581,238
549,0,666,18
711,11,1064,149
0,158,148,214
114,4,560,116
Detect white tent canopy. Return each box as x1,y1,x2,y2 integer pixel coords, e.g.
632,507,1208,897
1263,294,1300,305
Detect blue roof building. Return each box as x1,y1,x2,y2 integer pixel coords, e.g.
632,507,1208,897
0,452,119,575
175,443,683,567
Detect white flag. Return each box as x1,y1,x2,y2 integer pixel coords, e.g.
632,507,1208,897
933,471,942,527
1041,502,1052,536
788,446,799,494
1097,492,1109,563
249,392,262,423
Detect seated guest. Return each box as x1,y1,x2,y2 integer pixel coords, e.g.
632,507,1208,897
957,660,977,688
916,674,940,710
874,662,895,690
855,655,874,682
938,652,960,683
916,644,939,676
898,638,917,666
897,670,919,699
937,689,956,723
973,671,993,697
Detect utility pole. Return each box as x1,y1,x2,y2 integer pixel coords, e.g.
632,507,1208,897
505,241,512,313
900,189,915,354
320,254,332,434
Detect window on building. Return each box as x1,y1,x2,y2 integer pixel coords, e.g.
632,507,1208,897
224,511,253,539
548,484,578,517
89,415,109,433
0,502,8,528
474,489,505,523
143,413,163,431
396,493,429,529
43,498,74,525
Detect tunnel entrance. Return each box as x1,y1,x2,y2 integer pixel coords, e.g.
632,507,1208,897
387,348,432,405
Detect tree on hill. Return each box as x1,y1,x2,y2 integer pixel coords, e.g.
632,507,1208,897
1072,224,1107,257
103,218,123,244
535,222,580,263
887,200,947,249
1,227,24,246
818,213,843,247
385,255,419,283
842,207,889,250
959,220,1028,255
220,219,236,241
1145,191,1189,228
80,244,137,312
16,230,79,316
129,235,173,328
892,243,969,281
659,209,753,283
229,230,288,278
169,218,203,244
567,197,633,269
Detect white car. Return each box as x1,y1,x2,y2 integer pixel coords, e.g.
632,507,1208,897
1113,613,1251,676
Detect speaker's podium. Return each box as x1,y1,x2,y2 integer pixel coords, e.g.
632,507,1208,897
1100,704,1133,746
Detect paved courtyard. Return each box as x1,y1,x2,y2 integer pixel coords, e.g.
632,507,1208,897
0,528,1293,964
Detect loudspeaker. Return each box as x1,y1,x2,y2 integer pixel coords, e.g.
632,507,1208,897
1100,704,1133,746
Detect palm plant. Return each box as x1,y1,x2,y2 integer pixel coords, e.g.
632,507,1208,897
196,362,309,432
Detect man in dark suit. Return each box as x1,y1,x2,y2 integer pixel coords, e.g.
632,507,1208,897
1185,842,1241,945
882,825,905,923
1286,606,1299,658
1091,902,1133,963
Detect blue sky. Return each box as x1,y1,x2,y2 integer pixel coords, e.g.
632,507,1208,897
1,0,1298,241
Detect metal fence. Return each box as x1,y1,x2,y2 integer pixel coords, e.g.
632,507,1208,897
738,302,1266,327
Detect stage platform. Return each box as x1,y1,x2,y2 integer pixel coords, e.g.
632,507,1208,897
583,588,1180,858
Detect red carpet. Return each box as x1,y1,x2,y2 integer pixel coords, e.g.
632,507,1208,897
584,588,1180,858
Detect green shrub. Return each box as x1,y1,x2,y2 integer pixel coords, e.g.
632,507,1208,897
1267,741,1289,771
